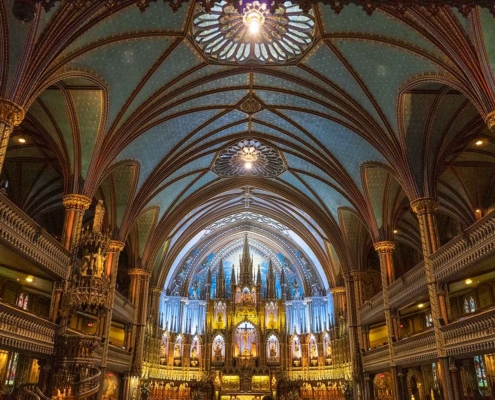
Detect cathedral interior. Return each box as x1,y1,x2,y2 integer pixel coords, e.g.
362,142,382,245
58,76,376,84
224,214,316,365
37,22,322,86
0,0,495,399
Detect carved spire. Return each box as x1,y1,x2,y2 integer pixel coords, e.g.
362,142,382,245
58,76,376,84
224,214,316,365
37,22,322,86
256,264,262,286
267,260,276,299
216,260,226,299
239,233,253,286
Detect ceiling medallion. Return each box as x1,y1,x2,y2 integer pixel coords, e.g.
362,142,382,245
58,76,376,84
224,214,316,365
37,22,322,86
192,1,315,64
239,96,263,114
212,139,286,177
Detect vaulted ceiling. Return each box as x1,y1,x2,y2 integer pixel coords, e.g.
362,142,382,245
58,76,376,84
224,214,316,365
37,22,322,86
2,0,495,289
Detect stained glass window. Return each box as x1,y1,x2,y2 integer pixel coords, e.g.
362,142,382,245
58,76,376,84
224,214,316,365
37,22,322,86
425,313,433,327
463,295,476,314
5,352,18,386
474,355,488,388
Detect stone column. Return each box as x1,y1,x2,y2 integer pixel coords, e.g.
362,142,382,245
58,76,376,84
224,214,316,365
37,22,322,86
60,194,92,252
128,268,151,378
0,99,24,176
373,241,400,400
343,276,363,398
411,198,454,400
99,240,125,394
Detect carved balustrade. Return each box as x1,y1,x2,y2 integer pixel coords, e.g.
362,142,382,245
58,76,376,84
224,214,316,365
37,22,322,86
0,301,56,354
392,329,436,366
362,346,389,373
112,291,135,324
359,292,384,326
433,211,495,281
388,261,426,309
0,194,70,278
95,344,132,372
441,307,495,356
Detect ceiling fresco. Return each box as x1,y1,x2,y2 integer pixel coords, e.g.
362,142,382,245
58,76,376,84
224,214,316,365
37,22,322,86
2,0,495,293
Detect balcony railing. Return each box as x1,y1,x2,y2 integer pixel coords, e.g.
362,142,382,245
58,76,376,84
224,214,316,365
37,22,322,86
362,346,389,372
442,307,495,357
0,194,70,278
393,329,436,366
95,344,132,373
0,301,56,354
112,291,135,324
433,211,495,282
359,292,384,326
388,261,426,310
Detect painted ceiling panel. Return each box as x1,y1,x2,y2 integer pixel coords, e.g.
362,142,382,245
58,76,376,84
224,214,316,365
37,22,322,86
363,166,388,229
170,73,249,105
37,90,75,174
283,152,344,190
68,37,174,126
116,109,221,189
172,171,219,211
320,4,441,56
118,42,204,128
254,90,348,122
69,89,103,179
175,110,248,155
24,102,63,151
253,110,320,149
277,171,322,209
480,8,495,80
294,172,353,218
148,173,202,220
332,39,444,132
150,90,247,126
281,109,386,186
453,166,495,210
136,207,158,257
303,43,386,132
63,2,188,56
4,0,31,93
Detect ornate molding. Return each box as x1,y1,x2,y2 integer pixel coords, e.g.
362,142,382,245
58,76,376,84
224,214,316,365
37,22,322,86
410,197,438,216
330,286,345,294
373,241,395,254
62,194,92,211
108,240,125,252
485,110,495,131
13,0,495,23
0,99,24,127
129,268,151,278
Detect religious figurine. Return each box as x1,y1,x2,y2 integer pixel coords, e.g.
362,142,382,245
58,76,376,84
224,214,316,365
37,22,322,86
81,248,91,276
270,342,277,357
214,341,222,356
191,345,198,359
310,343,317,358
174,344,181,358
93,199,105,233
93,247,106,277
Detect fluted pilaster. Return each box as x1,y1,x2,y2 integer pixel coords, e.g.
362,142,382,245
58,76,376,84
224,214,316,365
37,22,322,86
60,194,91,253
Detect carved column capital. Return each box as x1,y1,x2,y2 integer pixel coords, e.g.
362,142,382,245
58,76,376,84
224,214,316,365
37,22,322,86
151,286,163,295
485,110,495,131
410,197,438,216
62,194,91,210
128,268,151,279
108,240,125,252
0,99,24,126
349,270,366,280
330,286,346,294
373,241,395,254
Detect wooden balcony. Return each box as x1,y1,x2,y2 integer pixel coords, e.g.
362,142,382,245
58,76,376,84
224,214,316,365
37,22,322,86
0,300,57,355
359,292,384,326
0,194,70,278
112,291,135,324
94,344,132,373
442,307,495,357
393,329,436,367
433,211,495,282
362,346,389,373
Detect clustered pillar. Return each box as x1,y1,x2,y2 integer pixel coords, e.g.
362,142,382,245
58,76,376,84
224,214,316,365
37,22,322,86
374,241,400,399
411,198,454,400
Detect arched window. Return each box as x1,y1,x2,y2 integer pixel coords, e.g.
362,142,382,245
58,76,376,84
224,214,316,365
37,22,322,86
425,313,433,328
463,295,476,314
17,292,28,310
474,355,488,389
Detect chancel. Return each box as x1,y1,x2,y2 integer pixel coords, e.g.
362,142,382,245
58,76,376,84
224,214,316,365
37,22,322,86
1,0,495,399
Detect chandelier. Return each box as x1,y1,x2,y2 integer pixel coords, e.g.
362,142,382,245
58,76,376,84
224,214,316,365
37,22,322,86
239,140,260,170
12,0,494,23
